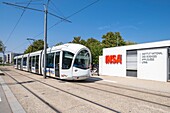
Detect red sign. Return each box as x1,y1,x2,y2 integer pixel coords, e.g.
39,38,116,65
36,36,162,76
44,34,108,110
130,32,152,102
105,54,122,64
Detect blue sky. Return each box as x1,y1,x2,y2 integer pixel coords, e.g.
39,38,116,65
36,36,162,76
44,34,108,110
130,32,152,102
0,0,170,53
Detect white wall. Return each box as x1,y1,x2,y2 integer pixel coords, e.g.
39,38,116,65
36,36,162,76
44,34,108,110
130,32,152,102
137,48,168,82
99,56,103,75
100,40,170,82
102,47,126,77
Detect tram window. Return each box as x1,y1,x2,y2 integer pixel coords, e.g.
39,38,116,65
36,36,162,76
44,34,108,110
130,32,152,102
73,50,90,69
18,59,21,65
14,59,16,65
47,53,54,68
29,57,32,65
32,56,35,67
55,52,60,69
35,55,39,69
23,57,27,66
62,51,74,69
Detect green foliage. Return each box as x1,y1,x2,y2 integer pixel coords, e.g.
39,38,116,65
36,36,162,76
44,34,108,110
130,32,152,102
57,31,136,64
55,42,64,46
24,39,44,54
86,38,102,64
71,37,102,64
72,37,82,44
125,40,137,45
102,32,126,48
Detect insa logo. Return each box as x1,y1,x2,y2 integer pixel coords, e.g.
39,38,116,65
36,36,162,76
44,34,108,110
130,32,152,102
105,54,122,64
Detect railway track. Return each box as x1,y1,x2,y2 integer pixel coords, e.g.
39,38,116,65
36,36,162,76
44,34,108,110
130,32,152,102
1,67,170,113
2,68,120,113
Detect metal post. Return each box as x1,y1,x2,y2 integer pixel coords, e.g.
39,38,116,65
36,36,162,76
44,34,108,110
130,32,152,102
43,5,47,79
27,38,35,52
2,51,5,66
116,35,118,47
2,46,6,66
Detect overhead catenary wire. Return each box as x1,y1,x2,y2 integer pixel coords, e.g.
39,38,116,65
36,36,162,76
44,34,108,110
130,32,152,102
4,0,33,45
50,0,66,18
15,0,43,3
5,0,100,52
3,2,71,22
10,41,28,52
3,0,68,53
33,0,100,38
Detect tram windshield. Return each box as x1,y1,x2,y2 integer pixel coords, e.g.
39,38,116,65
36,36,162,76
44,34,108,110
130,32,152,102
73,50,90,69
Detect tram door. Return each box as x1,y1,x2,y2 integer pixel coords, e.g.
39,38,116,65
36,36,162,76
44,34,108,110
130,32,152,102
35,55,39,73
46,53,55,77
168,48,170,80
29,57,32,72
31,56,35,73
18,58,22,69
55,52,60,77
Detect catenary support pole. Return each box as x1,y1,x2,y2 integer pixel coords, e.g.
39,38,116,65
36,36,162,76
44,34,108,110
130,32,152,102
2,46,6,66
43,5,47,79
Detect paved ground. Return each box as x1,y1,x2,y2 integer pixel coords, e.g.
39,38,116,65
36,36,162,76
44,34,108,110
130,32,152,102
0,82,12,113
0,66,170,113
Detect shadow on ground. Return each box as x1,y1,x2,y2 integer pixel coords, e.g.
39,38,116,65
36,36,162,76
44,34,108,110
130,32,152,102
57,77,103,83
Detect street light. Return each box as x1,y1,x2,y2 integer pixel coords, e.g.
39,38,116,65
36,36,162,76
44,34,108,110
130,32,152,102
27,38,36,52
27,38,36,42
3,1,70,79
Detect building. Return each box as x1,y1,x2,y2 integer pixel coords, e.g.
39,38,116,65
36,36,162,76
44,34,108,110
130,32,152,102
99,40,170,82
0,53,6,64
5,52,23,64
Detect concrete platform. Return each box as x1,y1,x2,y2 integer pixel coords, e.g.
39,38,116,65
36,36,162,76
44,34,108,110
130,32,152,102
94,75,170,94
0,75,26,113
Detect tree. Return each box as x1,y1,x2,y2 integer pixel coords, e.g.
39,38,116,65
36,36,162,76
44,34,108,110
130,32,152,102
0,40,3,52
86,38,102,64
71,37,102,64
55,42,64,46
72,36,82,44
125,40,137,45
59,32,137,64
71,36,87,46
102,32,126,48
24,39,44,54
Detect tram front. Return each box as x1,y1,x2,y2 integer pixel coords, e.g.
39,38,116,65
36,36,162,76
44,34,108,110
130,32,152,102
72,49,91,80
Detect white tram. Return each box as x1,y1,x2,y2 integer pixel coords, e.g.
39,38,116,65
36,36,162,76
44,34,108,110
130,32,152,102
14,43,92,80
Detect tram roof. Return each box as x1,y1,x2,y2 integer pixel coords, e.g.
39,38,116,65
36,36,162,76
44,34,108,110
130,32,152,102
14,43,89,58
22,53,29,57
29,50,42,56
51,43,87,53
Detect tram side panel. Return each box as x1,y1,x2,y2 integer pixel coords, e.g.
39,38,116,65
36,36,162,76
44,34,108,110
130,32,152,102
13,43,92,80
47,52,56,77
29,51,42,74
38,53,42,74
60,51,74,79
22,54,29,71
17,55,23,70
